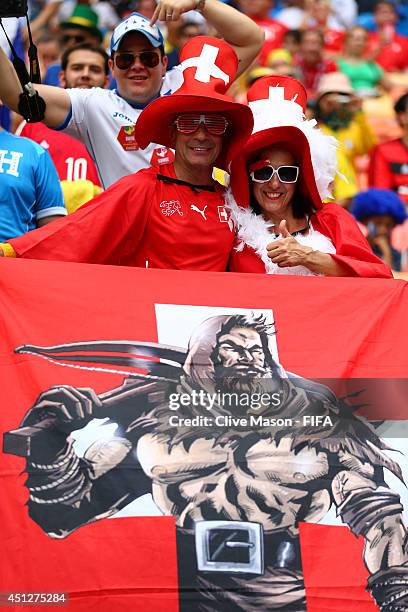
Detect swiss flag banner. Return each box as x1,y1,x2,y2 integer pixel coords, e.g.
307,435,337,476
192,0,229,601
1,258,408,612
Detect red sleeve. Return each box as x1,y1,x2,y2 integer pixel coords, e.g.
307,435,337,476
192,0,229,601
368,145,394,190
312,203,393,278
228,245,267,273
9,170,155,265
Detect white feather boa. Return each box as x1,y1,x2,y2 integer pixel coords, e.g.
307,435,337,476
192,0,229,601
225,190,336,276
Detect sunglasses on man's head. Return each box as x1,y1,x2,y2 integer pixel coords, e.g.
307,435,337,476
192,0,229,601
173,114,229,136
249,160,299,183
62,34,86,45
114,51,160,70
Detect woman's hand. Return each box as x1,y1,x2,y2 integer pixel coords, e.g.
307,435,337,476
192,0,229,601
266,220,313,267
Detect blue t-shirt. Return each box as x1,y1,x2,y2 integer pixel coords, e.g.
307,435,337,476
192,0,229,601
0,130,66,241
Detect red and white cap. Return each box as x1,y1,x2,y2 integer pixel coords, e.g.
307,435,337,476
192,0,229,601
230,75,338,209
135,36,253,171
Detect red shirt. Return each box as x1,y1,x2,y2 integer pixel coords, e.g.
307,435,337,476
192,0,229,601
253,16,288,65
10,163,235,272
369,138,408,253
294,56,337,100
18,121,100,186
369,139,408,205
323,29,345,54
367,32,408,72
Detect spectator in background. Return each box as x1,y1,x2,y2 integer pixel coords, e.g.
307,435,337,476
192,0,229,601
28,0,63,39
276,0,305,30
369,92,408,259
166,21,204,70
294,29,337,100
134,0,157,18
282,28,301,56
369,93,408,206
0,120,66,242
44,4,103,86
299,0,345,55
277,0,357,32
367,1,408,72
315,72,377,207
17,44,109,213
351,188,406,271
36,33,61,76
236,0,288,64
266,48,296,76
338,26,391,97
328,0,357,31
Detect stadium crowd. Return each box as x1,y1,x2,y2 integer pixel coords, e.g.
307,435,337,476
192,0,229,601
0,0,407,275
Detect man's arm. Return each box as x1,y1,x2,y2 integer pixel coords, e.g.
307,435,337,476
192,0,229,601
37,214,66,227
0,46,71,128
151,0,264,77
15,385,151,538
25,1,62,39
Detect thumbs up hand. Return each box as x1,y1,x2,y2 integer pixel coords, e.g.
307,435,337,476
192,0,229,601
278,219,291,238
266,220,313,268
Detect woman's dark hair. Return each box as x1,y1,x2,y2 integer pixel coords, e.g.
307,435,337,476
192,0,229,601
394,92,408,115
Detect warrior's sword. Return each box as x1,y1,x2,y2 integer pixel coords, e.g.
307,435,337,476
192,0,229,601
3,340,186,458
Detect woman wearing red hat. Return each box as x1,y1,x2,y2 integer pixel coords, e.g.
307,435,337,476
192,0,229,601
227,76,392,278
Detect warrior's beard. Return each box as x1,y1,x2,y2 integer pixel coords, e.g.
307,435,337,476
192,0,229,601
213,364,280,415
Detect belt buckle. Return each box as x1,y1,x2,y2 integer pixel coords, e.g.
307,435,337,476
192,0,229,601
195,520,264,575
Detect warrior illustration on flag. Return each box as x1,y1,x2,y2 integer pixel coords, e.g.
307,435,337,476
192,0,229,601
3,312,408,611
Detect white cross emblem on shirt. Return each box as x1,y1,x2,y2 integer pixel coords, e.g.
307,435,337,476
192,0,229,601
180,44,230,86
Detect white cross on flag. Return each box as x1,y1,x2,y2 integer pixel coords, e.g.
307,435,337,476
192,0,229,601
180,44,230,86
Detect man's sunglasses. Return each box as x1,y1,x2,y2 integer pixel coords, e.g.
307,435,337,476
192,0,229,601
114,51,160,70
62,34,87,45
174,114,229,136
249,160,299,183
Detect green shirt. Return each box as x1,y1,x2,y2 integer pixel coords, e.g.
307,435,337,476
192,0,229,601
338,59,383,94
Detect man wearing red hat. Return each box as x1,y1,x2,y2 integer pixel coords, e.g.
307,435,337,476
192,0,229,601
0,0,263,189
0,37,253,273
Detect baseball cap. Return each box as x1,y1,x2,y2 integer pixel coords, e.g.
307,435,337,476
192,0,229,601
110,12,164,53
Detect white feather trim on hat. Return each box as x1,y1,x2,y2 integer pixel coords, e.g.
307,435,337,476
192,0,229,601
225,189,336,276
249,87,339,201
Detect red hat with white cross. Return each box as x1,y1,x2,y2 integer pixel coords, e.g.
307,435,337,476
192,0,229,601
135,36,253,170
230,75,337,209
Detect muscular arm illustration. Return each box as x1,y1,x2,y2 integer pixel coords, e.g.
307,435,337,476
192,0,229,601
20,384,155,538
332,452,408,610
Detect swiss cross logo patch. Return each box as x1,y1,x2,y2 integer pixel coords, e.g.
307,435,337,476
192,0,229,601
218,206,234,231
160,200,184,217
150,146,175,167
117,125,139,151
218,206,229,222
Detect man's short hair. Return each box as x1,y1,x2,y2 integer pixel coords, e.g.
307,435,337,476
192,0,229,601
61,44,109,75
284,29,301,45
36,32,61,47
300,29,325,45
394,92,408,115
374,0,397,13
